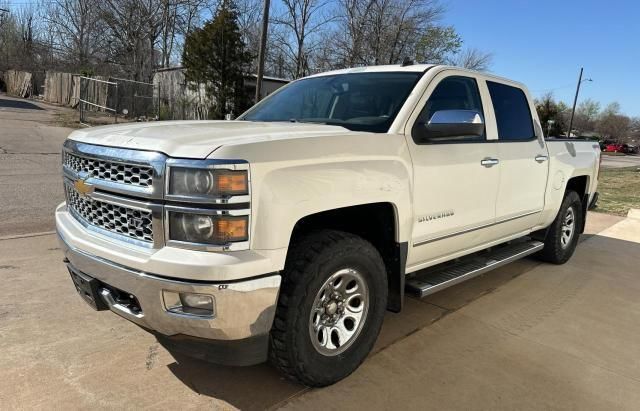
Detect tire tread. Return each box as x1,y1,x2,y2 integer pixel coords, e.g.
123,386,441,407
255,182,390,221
269,229,386,386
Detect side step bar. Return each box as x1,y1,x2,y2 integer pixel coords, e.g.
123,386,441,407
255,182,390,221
405,240,544,298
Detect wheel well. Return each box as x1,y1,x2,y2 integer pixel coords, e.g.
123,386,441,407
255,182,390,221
566,175,589,233
288,203,406,312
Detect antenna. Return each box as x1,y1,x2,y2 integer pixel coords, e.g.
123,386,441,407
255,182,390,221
401,57,414,67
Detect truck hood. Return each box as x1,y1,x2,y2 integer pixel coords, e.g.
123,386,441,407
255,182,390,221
68,120,352,158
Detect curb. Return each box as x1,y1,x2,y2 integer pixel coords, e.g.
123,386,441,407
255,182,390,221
0,231,57,241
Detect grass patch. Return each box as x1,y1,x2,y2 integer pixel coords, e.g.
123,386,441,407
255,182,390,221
595,167,640,216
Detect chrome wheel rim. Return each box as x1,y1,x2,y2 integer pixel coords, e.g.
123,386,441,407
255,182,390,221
560,207,576,249
308,268,369,356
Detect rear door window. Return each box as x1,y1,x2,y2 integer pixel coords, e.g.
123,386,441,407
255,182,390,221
487,81,535,141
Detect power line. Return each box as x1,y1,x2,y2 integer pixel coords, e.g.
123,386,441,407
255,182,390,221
531,83,576,94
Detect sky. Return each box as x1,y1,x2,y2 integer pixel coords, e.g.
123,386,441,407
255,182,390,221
442,0,640,116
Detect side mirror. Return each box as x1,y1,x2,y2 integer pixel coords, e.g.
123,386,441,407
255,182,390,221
416,109,484,142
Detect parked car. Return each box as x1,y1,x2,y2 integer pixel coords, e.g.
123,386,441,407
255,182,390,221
56,64,601,387
605,143,625,153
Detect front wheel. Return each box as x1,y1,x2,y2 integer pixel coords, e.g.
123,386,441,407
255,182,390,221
269,230,387,387
537,190,583,264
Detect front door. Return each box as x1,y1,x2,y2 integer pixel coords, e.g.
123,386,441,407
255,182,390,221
405,72,500,270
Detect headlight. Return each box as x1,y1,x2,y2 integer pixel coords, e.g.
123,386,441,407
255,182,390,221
168,211,248,245
168,167,248,199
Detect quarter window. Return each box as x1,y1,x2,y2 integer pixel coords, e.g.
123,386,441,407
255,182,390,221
487,81,535,141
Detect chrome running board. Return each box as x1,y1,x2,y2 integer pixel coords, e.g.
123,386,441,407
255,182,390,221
405,240,544,298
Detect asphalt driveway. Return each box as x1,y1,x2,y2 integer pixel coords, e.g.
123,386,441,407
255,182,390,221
0,94,73,237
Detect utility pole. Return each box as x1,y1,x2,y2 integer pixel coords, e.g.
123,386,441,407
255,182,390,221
567,68,583,138
567,68,593,137
255,0,270,103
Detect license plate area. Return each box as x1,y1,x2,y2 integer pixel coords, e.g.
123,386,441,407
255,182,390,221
68,268,109,311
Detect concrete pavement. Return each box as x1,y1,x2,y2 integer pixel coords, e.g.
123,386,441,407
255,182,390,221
1,212,636,410
0,94,74,237
601,154,640,169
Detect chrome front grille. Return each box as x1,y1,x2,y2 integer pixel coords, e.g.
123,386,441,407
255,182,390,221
63,151,154,188
61,140,249,250
65,184,154,243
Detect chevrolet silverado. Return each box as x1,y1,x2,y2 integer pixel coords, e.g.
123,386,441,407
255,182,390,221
56,64,600,387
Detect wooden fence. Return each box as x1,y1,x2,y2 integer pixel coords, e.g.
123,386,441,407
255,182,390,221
43,72,80,107
2,69,156,122
2,70,33,97
153,69,213,120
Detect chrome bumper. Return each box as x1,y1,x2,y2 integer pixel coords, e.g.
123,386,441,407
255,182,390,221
59,233,281,342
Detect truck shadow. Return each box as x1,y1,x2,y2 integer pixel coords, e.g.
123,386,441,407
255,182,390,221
0,97,44,110
161,256,545,409
166,353,305,410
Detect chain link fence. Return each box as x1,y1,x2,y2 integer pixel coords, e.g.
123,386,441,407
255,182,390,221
79,76,158,126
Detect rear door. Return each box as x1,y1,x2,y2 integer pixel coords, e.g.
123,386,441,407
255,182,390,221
486,80,549,237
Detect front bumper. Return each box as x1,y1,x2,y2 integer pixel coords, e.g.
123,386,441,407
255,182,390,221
59,232,281,365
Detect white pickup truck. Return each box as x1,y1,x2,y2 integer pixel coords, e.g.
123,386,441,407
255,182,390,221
56,64,600,387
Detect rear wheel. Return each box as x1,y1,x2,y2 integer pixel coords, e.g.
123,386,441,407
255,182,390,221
269,230,387,387
537,190,583,264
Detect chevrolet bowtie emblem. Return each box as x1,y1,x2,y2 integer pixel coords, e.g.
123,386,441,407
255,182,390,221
74,177,94,197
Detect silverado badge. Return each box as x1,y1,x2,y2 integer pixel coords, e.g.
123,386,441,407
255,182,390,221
418,210,455,223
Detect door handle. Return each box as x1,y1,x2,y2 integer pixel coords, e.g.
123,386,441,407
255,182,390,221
480,158,499,167
535,155,549,163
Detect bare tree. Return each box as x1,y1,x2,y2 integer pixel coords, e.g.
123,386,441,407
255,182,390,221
415,25,461,64
272,0,336,78
235,0,263,72
44,0,106,70
97,0,163,81
572,98,600,135
449,48,493,71
333,0,444,67
1,0,496,84
597,102,631,141
161,0,212,68
628,117,640,145
334,0,375,66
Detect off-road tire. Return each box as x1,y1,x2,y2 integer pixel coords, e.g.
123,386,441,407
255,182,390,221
269,230,387,387
537,190,583,264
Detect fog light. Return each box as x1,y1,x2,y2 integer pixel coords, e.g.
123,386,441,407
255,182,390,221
163,291,215,318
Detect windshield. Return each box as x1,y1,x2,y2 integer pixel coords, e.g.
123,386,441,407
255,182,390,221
239,72,422,133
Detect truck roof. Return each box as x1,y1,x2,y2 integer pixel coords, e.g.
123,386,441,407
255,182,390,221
306,64,436,77
305,64,527,91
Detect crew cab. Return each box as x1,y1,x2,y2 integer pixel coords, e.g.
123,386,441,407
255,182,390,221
56,64,600,387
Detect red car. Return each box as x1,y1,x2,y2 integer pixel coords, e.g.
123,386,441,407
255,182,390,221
605,143,625,153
